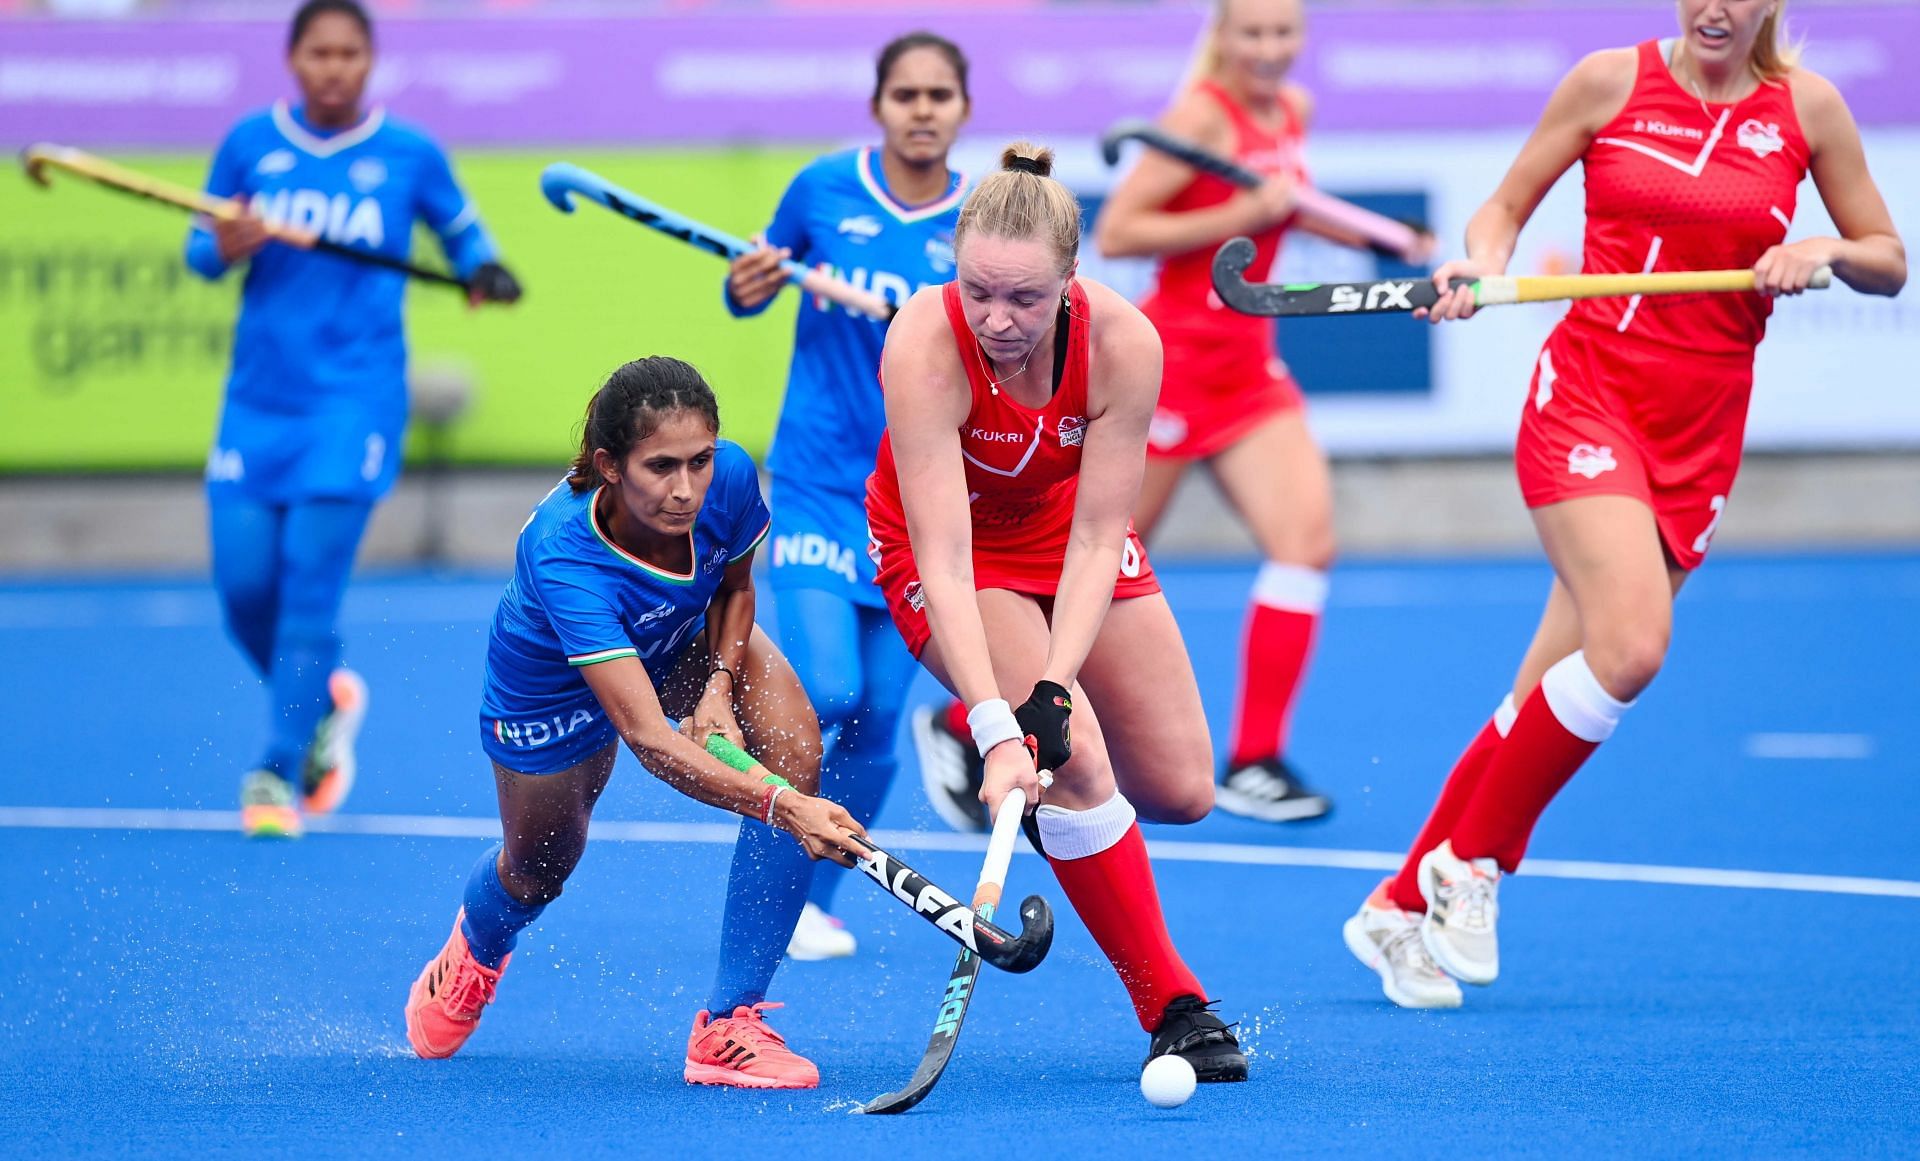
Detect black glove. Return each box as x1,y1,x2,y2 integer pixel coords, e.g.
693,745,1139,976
1015,680,1073,774
469,261,523,304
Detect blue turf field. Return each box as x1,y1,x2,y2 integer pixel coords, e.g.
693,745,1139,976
3,554,1918,1158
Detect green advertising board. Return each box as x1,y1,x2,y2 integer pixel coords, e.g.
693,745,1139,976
0,149,817,473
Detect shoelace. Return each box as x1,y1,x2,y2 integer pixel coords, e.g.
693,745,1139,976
721,1002,791,1050
1160,1001,1239,1053
1228,766,1295,801
1381,924,1445,978
1437,870,1496,933
440,957,500,1019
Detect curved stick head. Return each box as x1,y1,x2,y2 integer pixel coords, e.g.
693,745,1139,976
1211,235,1258,288
997,894,1055,974
538,163,584,213
1098,118,1153,167
20,145,52,187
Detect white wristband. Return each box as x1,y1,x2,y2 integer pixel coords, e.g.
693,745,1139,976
965,698,1023,760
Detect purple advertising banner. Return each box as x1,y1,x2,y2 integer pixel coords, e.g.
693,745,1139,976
3,5,1916,148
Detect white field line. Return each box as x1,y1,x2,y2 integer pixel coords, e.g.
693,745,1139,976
2,805,1917,900
1743,732,1876,760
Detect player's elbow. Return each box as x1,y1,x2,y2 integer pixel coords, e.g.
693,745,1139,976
1093,216,1145,260
184,237,229,282
1874,240,1907,297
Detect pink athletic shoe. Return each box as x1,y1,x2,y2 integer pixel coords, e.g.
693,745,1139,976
405,911,507,1059
683,1002,820,1089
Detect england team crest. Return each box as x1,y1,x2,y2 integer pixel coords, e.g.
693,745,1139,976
1737,119,1784,159
1567,443,1618,480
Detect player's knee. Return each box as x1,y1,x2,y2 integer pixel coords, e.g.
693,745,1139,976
216,569,277,622
1265,523,1336,573
1143,787,1214,826
1296,517,1337,571
502,851,577,905
1589,629,1669,700
1130,767,1216,825
756,729,823,795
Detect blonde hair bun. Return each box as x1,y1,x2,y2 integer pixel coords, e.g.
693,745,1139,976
1000,142,1056,177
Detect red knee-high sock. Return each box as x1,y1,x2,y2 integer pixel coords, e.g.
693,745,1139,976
943,699,970,738
1229,563,1327,767
1040,796,1205,1031
1386,699,1514,913
1449,651,1632,871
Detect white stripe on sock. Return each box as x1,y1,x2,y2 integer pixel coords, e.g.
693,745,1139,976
1494,692,1518,738
1540,651,1634,744
1252,562,1328,614
1036,792,1137,860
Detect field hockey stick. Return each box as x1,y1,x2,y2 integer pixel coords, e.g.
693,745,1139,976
20,143,470,291
702,734,1053,973
1099,117,1430,262
538,162,896,322
1210,235,1833,318
862,783,1031,1115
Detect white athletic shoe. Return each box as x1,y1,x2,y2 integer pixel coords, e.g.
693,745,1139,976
1214,758,1332,823
911,705,987,833
1343,893,1463,1009
1417,840,1501,985
786,903,856,961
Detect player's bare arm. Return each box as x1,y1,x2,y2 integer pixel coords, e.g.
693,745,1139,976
1095,90,1290,258
1769,68,1907,297
880,289,999,711
1422,48,1637,322
578,656,861,862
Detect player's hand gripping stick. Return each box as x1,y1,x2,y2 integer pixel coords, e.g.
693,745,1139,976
1210,235,1833,318
21,143,475,292
702,734,1053,974
1099,117,1432,262
861,784,1033,1114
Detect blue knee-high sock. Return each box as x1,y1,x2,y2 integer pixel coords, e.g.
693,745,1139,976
261,500,373,778
707,817,813,1015
806,713,901,911
460,844,546,970
808,606,915,911
772,587,861,913
208,496,284,679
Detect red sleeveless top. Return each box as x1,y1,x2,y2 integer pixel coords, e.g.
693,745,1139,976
867,280,1094,558
1569,39,1810,353
1139,79,1308,335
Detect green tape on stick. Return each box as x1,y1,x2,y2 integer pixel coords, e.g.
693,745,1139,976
703,732,795,788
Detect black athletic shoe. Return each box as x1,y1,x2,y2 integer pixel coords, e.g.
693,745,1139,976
1214,757,1332,823
1146,995,1248,1083
911,704,988,833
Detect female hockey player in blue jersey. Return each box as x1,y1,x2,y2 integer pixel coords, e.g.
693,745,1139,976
184,0,521,838
723,32,971,959
403,356,865,1090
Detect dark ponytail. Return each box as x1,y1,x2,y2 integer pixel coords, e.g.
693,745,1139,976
567,357,721,493
289,0,372,51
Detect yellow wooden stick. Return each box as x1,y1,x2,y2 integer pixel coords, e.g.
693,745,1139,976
1476,267,1832,307
21,142,320,247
